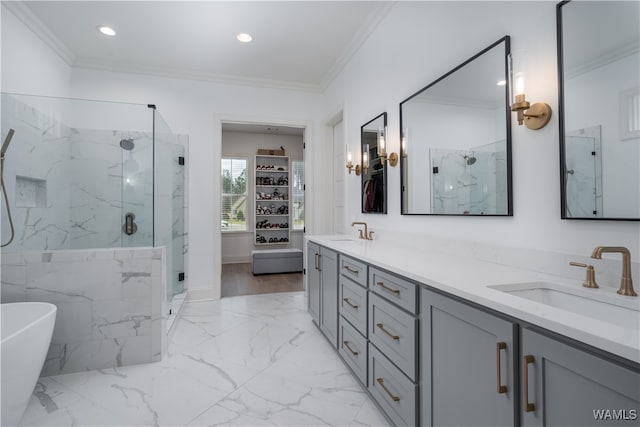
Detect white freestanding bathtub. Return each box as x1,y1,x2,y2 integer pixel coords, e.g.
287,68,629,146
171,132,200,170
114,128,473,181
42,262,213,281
1,302,57,426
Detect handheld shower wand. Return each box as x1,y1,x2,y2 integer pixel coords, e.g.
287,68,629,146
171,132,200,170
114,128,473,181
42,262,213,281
1,129,16,247
1,129,14,158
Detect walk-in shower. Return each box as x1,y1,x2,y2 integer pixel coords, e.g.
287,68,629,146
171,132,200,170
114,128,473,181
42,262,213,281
565,125,603,217
0,93,188,375
1,128,16,247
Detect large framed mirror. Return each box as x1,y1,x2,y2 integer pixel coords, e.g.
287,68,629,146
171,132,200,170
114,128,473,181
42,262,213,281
557,1,639,220
400,37,512,216
361,112,388,213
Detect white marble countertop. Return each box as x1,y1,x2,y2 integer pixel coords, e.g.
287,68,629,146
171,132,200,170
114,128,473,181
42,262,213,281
307,234,640,365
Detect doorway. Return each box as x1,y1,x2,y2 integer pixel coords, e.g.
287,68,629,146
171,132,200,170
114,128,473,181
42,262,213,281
220,122,305,298
324,109,346,234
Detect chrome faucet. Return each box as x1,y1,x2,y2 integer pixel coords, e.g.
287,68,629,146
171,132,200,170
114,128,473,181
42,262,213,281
591,246,637,297
351,221,374,240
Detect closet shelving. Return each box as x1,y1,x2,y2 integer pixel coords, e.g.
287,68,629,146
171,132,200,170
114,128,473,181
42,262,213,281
255,155,290,245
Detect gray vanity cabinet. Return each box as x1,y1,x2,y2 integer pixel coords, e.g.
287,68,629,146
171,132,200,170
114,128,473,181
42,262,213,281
308,242,640,427
307,242,321,325
306,242,339,348
421,288,517,427
521,328,640,426
318,248,338,347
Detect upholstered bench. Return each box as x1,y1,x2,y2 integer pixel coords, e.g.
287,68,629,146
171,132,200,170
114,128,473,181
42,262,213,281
251,249,303,275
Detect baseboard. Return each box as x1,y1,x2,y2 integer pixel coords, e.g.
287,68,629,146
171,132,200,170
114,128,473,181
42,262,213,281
222,257,251,264
186,288,217,302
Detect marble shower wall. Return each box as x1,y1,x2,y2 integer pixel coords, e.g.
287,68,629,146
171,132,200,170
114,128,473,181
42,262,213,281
0,247,167,376
1,95,73,250
430,141,506,215
1,94,155,252
70,129,154,250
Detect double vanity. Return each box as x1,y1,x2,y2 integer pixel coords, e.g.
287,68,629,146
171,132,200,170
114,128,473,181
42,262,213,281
306,234,639,427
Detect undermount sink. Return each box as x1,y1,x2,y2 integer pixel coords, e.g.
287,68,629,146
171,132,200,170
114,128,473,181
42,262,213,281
490,282,640,330
329,238,356,242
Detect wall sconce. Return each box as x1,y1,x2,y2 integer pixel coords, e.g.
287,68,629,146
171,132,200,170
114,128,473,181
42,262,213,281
378,126,398,166
401,128,408,158
345,144,360,175
362,144,369,175
509,52,552,130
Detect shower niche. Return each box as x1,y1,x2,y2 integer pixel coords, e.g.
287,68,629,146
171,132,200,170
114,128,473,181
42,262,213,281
15,176,47,208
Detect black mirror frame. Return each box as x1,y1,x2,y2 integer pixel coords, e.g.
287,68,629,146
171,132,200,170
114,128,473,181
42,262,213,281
399,36,513,216
360,112,388,214
556,0,639,221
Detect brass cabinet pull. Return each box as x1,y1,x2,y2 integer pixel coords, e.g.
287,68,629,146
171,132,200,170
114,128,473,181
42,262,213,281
343,265,359,275
376,281,400,295
343,340,359,356
376,323,400,340
343,297,359,309
376,378,400,402
524,355,535,412
496,342,507,394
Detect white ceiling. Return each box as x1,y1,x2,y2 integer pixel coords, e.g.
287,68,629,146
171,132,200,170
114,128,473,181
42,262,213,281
11,1,393,92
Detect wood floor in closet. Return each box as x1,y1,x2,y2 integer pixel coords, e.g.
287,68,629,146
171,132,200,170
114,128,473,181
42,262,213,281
221,263,303,298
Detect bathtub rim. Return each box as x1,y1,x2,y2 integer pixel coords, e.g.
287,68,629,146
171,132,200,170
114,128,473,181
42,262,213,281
0,302,57,344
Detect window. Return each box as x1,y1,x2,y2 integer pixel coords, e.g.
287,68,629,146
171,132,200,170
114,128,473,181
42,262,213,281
620,87,640,140
292,160,304,230
221,158,248,231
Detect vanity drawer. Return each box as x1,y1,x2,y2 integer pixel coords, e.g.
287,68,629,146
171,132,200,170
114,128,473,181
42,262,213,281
369,292,417,381
339,254,367,287
369,267,417,314
368,342,417,427
339,276,368,336
338,316,368,386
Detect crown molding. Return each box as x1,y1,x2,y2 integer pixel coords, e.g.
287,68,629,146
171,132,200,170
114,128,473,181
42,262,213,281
320,1,395,91
565,40,639,80
73,58,323,93
413,94,504,110
2,1,75,66
6,1,395,94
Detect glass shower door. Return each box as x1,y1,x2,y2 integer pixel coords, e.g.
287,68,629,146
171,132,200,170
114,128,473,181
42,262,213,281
171,142,185,297
121,131,154,248
153,110,186,310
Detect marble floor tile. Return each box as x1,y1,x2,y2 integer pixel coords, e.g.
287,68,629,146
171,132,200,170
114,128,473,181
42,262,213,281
19,291,389,427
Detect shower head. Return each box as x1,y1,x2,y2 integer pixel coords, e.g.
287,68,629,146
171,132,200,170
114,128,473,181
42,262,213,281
1,129,15,158
464,155,476,166
120,138,135,151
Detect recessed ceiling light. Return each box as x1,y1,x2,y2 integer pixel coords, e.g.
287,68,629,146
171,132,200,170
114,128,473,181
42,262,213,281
497,80,507,86
236,33,253,43
98,26,116,37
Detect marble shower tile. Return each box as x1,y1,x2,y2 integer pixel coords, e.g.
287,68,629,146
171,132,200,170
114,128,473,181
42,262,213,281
2,264,27,288
49,301,93,344
43,338,123,376
92,299,152,340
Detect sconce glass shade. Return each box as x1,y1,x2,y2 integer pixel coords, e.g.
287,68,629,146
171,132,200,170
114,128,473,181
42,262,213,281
345,144,360,175
508,50,552,130
363,144,369,173
378,127,386,156
401,128,408,158
508,51,528,106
